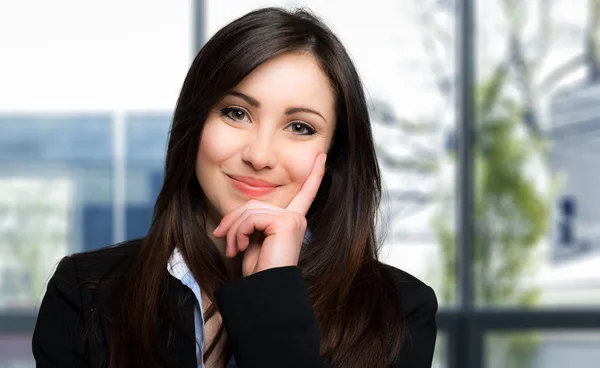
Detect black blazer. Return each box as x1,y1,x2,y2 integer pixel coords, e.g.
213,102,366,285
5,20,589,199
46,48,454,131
32,239,438,367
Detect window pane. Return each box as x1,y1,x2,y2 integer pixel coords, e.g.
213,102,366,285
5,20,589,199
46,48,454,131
0,334,34,368
485,331,600,368
0,0,191,313
0,176,72,309
125,113,172,239
206,0,457,306
433,331,448,368
0,115,113,309
475,0,600,307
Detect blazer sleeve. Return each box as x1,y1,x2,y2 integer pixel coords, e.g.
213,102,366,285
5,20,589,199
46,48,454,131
393,283,438,368
32,256,88,367
215,266,329,368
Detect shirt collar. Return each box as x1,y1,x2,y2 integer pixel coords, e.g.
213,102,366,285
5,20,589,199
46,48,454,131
167,246,190,281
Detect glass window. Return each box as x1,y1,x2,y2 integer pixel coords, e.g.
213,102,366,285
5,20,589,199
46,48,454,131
0,334,34,368
0,115,113,308
0,0,192,341
432,331,448,368
474,0,600,307
0,177,71,309
125,113,172,239
485,331,600,368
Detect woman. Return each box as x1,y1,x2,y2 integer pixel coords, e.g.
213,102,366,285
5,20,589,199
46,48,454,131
32,7,437,368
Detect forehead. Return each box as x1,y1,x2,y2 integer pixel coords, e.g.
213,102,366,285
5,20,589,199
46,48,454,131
231,52,336,120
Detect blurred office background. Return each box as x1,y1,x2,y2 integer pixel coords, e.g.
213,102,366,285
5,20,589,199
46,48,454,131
1,0,600,367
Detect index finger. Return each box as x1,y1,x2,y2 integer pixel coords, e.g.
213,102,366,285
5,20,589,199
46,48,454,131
286,153,327,215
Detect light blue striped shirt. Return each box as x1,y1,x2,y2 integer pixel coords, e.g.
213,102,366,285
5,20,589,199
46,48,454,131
166,230,310,367
167,248,237,368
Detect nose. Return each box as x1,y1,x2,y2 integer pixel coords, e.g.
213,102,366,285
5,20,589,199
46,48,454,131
241,131,278,170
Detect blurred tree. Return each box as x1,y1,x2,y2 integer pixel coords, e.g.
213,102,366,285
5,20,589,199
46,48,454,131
416,0,599,137
436,64,550,303
434,65,550,368
369,98,443,241
0,180,68,307
409,0,597,366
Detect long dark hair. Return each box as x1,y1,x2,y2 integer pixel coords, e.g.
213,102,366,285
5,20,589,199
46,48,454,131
109,7,404,367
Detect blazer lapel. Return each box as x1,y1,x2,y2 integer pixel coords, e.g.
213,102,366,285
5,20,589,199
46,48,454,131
89,269,198,367
161,274,199,368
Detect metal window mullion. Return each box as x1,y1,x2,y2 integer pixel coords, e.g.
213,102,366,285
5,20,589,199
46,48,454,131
193,0,206,58
457,0,476,315
455,0,477,366
112,111,127,244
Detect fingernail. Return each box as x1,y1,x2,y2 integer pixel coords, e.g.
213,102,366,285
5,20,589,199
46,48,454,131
225,248,229,258
321,154,327,166
213,225,220,235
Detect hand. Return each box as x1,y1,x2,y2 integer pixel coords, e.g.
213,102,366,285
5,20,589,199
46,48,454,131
213,153,327,277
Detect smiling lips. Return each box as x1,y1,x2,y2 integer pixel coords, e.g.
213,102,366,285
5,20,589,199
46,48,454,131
227,175,278,197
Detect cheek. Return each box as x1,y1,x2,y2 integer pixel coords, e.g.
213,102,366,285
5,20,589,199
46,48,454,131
197,120,237,166
195,120,238,199
275,146,325,209
280,146,321,188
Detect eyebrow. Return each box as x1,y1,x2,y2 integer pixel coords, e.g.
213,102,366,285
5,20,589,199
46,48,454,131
227,91,260,107
285,107,326,123
226,90,327,123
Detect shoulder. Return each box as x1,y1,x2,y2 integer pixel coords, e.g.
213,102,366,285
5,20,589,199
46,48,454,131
379,263,438,366
33,240,143,364
379,262,438,323
51,238,143,289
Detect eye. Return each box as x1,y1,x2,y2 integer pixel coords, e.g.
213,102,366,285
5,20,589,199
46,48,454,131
286,122,316,136
220,107,250,122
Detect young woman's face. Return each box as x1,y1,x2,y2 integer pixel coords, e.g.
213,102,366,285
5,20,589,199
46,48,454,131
196,52,336,220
